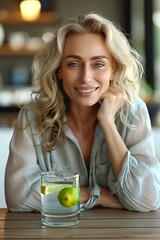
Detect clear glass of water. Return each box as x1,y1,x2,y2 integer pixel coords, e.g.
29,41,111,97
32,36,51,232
41,171,80,227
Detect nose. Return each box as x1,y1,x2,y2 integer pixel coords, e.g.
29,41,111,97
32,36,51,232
81,65,92,83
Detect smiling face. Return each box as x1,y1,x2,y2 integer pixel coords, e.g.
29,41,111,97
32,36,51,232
59,32,114,108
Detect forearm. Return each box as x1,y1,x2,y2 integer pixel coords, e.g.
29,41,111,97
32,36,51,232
97,82,128,179
96,188,124,209
100,120,128,179
80,187,124,209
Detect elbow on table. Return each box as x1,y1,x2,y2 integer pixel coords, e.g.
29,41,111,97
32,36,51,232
5,185,40,212
5,193,32,212
123,198,160,212
6,195,41,212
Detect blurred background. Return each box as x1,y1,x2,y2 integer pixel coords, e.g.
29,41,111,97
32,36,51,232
0,0,160,207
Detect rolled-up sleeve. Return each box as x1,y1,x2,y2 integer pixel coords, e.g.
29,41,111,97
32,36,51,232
108,99,160,212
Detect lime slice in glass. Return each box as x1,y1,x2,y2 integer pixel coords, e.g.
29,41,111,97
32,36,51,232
41,183,72,195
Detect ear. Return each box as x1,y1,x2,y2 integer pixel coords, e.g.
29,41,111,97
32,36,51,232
57,68,62,80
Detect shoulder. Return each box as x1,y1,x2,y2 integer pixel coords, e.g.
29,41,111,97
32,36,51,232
116,97,150,128
16,105,36,127
131,97,151,127
134,97,149,116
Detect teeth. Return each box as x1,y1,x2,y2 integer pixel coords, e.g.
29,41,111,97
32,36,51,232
77,88,96,93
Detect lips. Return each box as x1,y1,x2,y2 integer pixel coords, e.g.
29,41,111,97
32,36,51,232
75,87,98,93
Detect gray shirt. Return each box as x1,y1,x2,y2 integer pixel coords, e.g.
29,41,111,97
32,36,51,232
5,98,160,212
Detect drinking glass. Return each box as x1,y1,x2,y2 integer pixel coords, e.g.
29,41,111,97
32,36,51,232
41,171,80,227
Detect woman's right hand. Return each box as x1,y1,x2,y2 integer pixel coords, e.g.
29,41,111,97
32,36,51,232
80,187,90,203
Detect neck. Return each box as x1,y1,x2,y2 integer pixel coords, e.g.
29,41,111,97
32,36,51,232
67,105,98,133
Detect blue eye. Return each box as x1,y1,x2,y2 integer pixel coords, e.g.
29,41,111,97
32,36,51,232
95,63,105,68
68,62,79,68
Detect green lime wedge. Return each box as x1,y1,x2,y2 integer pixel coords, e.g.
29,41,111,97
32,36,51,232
41,183,72,195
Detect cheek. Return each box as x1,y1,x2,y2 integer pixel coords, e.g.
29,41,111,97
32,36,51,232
98,72,112,92
61,69,78,83
102,81,110,92
98,71,111,84
61,75,75,96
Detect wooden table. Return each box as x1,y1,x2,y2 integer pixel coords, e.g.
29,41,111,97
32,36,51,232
1,208,160,239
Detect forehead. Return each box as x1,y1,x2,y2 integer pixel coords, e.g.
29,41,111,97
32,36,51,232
63,32,111,58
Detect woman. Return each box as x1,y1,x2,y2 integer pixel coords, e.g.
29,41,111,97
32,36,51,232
5,13,160,212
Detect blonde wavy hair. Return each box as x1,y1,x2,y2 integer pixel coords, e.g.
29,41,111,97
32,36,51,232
30,12,144,151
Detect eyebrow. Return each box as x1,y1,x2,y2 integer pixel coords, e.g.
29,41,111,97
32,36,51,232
64,55,109,60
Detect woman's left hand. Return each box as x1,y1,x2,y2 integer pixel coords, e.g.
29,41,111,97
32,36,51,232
97,82,127,126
